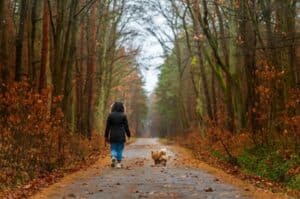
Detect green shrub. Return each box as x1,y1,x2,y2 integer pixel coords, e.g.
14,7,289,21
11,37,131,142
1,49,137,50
237,146,299,188
211,150,224,160
287,174,300,190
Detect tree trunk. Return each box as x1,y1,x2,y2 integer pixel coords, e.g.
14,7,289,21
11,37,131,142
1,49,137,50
239,0,258,137
0,0,10,84
38,0,49,92
86,4,97,139
76,21,85,133
15,0,28,81
51,0,67,97
30,0,38,86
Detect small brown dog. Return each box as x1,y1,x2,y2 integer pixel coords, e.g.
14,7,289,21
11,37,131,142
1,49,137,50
151,148,167,166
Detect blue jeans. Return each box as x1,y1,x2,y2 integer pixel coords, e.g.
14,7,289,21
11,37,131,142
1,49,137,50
110,143,125,161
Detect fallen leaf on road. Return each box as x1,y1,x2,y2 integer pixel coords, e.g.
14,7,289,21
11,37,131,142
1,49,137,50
24,184,31,189
67,193,76,198
204,187,213,192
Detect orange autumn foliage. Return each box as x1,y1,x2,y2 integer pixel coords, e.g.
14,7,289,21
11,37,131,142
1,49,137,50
0,82,103,188
251,63,300,150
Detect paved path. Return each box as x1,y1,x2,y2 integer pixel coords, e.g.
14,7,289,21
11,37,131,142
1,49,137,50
34,138,250,199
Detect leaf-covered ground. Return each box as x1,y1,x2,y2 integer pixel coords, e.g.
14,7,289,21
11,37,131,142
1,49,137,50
29,138,291,199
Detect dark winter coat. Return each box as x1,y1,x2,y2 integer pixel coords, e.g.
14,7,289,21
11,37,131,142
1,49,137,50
104,102,131,143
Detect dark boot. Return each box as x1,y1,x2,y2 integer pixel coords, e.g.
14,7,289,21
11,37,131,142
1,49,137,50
111,157,117,167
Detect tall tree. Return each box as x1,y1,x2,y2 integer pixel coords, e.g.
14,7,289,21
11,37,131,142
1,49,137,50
38,0,50,92
86,2,97,139
15,0,29,81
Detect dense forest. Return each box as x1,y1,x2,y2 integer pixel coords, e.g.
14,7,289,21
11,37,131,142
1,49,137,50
0,0,299,195
148,0,300,189
0,0,147,188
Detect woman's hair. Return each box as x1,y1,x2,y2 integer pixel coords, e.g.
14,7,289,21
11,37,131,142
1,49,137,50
111,102,125,113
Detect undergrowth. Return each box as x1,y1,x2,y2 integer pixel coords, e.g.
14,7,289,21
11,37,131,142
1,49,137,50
237,146,300,189
0,82,104,190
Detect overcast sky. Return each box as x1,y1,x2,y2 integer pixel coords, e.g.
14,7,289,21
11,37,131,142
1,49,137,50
139,38,164,93
122,1,173,94
137,16,169,94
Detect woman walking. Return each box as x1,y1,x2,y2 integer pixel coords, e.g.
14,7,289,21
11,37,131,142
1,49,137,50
105,102,131,168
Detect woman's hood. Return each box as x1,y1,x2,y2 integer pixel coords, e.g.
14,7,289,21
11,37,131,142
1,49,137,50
111,102,125,113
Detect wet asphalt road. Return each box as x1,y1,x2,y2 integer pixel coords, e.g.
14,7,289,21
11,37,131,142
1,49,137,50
36,138,250,199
